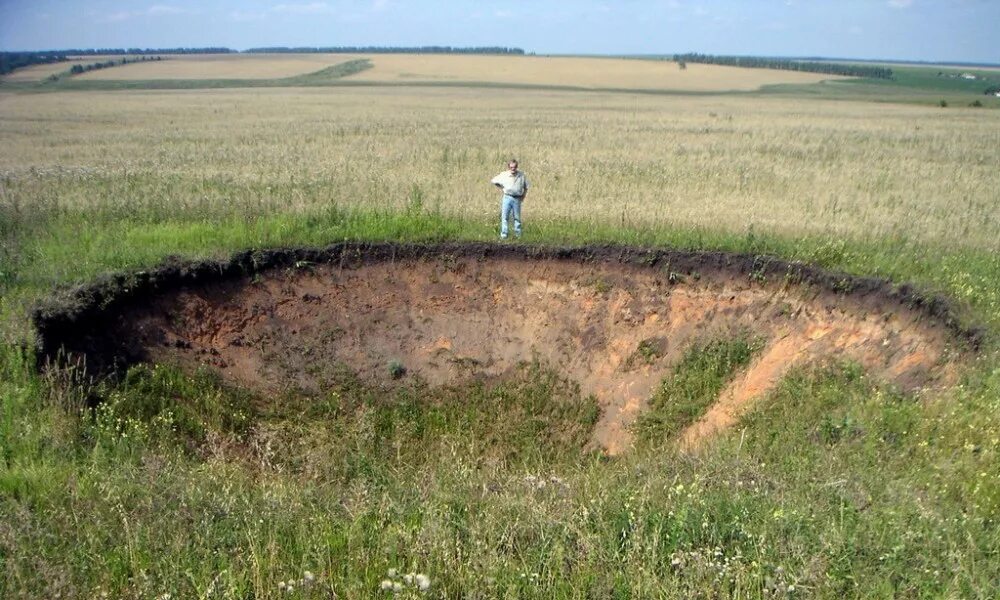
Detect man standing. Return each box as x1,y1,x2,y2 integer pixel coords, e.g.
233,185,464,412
491,159,529,239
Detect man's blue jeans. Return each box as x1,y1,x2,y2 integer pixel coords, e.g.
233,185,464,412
500,194,522,238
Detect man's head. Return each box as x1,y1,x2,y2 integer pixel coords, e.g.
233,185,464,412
508,159,518,173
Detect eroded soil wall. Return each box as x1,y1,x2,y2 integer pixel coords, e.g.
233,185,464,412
33,243,980,452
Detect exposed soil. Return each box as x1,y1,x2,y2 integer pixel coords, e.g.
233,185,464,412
34,243,981,454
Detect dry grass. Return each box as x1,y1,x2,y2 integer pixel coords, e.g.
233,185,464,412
72,53,362,80
1,86,997,250
350,54,841,90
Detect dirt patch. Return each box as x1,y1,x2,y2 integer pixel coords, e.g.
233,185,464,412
33,243,981,454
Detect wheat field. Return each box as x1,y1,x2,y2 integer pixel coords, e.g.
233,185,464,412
0,57,118,81
71,53,363,80
1,86,997,249
349,54,840,90
55,52,841,90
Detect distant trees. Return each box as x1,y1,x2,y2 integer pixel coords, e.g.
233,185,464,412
64,56,162,78
0,52,67,75
244,46,526,55
673,53,894,80
57,47,235,55
3,47,525,77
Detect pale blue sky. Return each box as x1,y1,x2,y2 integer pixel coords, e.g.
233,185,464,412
1,0,997,63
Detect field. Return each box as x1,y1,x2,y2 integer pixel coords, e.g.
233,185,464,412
347,54,838,91
2,55,1000,598
27,53,842,92
0,56,118,81
72,53,364,80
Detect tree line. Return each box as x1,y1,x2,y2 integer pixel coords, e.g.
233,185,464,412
673,53,894,80
244,46,525,55
67,55,162,76
46,47,235,55
0,52,68,75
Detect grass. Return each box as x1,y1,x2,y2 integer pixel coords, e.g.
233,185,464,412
763,65,1000,107
2,80,1000,597
636,335,763,444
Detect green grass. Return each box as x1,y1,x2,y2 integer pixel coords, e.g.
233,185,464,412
3,184,1000,596
762,65,1000,107
635,336,764,444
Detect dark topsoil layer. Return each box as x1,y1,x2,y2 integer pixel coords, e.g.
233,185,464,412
32,242,986,376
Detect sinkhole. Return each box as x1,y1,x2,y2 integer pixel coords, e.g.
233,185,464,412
33,243,979,454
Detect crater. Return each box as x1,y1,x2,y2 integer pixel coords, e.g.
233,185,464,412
34,243,979,454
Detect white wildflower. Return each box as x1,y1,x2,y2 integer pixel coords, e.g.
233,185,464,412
303,570,315,583
392,582,403,593
380,579,394,591
387,568,398,578
278,581,287,591
415,573,431,591
403,573,415,585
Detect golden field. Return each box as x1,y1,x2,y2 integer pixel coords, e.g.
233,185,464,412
71,53,362,80
1,86,997,250
0,56,118,81
58,52,839,90
348,54,840,90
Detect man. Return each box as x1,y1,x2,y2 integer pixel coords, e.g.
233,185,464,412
490,159,529,239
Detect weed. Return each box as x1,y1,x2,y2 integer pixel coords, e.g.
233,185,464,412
387,360,407,380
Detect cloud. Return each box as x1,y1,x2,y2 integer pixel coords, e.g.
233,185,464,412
147,4,186,16
96,4,191,23
271,2,336,15
887,0,913,8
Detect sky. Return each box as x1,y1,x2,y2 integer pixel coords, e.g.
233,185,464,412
1,0,998,64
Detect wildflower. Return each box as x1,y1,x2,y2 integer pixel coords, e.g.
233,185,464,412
393,582,403,593
787,584,796,593
286,584,294,594
303,570,315,584
278,581,287,591
415,573,431,591
404,573,415,585
387,568,398,578
380,579,394,591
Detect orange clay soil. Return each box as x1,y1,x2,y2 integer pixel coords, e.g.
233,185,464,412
34,244,975,455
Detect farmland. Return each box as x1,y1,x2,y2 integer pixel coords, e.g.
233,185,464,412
2,55,1000,598
72,53,364,80
14,52,841,91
